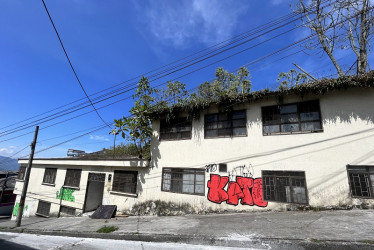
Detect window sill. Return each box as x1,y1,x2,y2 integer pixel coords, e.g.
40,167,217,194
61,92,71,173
263,130,323,136
42,183,55,187
161,190,205,196
110,191,138,197
16,179,24,182
62,186,80,190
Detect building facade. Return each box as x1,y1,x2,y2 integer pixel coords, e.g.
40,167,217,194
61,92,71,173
145,86,374,211
12,159,148,218
13,81,374,217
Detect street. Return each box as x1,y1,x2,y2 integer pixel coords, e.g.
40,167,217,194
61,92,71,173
0,232,260,250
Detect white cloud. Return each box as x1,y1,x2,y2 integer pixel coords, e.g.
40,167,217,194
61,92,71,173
0,146,16,157
143,0,250,48
89,135,110,142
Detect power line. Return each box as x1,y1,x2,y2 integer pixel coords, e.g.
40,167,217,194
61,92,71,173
41,0,112,129
1,1,361,143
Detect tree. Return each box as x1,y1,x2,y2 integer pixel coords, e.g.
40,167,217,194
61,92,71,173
277,69,310,90
165,81,188,104
197,67,252,100
111,77,154,159
295,0,373,76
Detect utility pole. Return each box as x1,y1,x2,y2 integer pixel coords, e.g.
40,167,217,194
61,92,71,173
16,126,39,227
292,63,317,81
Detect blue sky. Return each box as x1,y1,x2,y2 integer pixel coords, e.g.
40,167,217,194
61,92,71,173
0,0,372,159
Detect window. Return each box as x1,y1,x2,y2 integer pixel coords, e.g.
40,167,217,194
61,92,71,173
60,205,76,216
36,200,51,217
262,100,322,135
205,110,247,138
219,163,227,172
43,168,57,185
64,169,82,188
160,118,192,140
162,168,205,195
262,171,308,204
112,171,138,194
17,166,26,180
1,194,15,204
347,165,374,198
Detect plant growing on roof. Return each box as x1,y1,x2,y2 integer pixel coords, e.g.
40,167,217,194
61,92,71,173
111,76,154,159
277,69,310,91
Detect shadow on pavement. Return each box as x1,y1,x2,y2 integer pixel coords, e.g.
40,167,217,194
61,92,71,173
0,238,37,250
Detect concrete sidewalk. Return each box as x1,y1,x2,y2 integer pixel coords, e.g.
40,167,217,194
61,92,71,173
0,210,374,249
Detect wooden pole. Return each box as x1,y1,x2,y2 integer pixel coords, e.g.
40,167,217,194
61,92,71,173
16,126,39,227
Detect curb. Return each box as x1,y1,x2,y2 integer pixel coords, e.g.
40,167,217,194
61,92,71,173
1,227,374,250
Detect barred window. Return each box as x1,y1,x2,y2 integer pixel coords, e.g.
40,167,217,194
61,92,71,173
64,169,82,188
36,200,51,217
112,171,138,194
262,100,322,135
43,168,57,184
162,168,205,195
17,166,26,180
205,110,247,138
60,206,76,216
160,118,192,140
262,171,308,204
347,165,374,198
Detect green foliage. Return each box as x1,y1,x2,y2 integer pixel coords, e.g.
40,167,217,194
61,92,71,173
277,69,309,91
111,77,154,159
97,226,118,233
102,143,146,158
198,67,251,100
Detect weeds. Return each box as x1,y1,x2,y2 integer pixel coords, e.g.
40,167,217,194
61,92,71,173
96,226,118,233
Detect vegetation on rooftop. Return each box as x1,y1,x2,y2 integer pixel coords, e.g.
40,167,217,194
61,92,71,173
108,66,374,158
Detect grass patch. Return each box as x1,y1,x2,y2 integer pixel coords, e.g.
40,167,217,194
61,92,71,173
310,238,322,243
96,226,118,233
364,240,374,244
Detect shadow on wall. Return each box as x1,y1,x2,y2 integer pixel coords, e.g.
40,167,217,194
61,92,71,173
320,89,374,124
150,133,161,169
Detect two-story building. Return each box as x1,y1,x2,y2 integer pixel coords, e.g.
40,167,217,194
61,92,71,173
14,72,374,217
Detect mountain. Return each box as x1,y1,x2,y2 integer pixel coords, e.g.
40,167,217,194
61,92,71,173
0,156,20,171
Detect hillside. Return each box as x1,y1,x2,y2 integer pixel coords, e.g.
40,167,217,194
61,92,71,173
0,156,20,171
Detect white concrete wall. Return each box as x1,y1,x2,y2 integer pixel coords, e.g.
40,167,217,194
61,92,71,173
12,160,149,218
144,87,374,211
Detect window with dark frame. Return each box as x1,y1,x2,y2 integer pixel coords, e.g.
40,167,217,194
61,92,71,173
262,100,322,135
160,117,192,140
36,200,51,217
219,163,227,172
347,165,374,198
60,205,76,216
112,171,138,194
205,110,247,138
17,166,26,180
162,168,205,195
43,168,57,185
262,171,308,204
64,169,82,188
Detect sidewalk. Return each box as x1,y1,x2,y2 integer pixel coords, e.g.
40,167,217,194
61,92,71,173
1,210,374,249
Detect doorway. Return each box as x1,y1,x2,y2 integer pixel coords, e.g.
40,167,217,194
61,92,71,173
83,173,105,213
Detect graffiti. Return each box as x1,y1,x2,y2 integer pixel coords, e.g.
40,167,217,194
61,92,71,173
207,174,268,207
56,188,75,202
12,203,28,217
205,164,217,173
228,164,254,181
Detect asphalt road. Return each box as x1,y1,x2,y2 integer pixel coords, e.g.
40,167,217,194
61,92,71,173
0,232,260,250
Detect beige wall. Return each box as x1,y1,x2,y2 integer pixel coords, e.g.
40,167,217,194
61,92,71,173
12,160,148,218
144,88,374,211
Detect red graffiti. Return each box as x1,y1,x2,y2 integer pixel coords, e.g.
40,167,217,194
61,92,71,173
207,174,268,207
207,174,229,204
